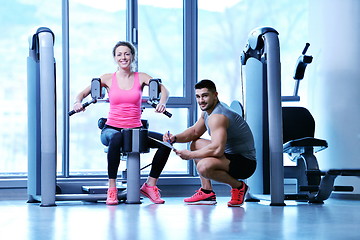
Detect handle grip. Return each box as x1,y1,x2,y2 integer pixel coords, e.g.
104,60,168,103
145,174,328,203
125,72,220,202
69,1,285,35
302,43,310,55
148,101,172,118
163,110,172,118
68,109,76,116
68,101,92,116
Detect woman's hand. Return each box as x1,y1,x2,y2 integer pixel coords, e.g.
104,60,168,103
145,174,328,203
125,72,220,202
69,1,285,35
73,102,85,113
155,103,166,113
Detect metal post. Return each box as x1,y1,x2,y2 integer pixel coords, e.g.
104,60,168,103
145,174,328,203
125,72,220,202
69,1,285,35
27,29,41,203
242,27,285,206
184,0,198,175
244,57,268,195
38,30,57,207
62,0,70,178
263,32,285,206
27,28,57,206
125,129,141,204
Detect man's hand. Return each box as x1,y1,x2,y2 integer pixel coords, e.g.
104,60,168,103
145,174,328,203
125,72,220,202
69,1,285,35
174,149,193,160
163,132,175,144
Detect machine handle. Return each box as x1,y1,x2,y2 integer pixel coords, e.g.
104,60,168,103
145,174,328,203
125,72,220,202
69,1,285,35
147,100,172,118
68,99,95,116
302,42,310,55
163,110,172,118
293,43,313,80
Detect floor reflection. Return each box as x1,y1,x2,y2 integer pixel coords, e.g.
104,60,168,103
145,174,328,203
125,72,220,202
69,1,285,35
1,197,359,240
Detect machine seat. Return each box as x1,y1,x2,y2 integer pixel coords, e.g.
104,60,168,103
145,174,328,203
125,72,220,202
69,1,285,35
283,137,328,154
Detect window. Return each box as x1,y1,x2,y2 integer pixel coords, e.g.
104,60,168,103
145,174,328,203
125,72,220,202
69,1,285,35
68,0,189,176
198,0,310,166
137,0,189,175
138,0,184,97
68,0,127,175
0,0,310,178
0,0,62,176
198,0,309,104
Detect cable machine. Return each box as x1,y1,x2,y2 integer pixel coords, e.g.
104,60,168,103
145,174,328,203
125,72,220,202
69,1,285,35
27,27,170,206
240,27,285,206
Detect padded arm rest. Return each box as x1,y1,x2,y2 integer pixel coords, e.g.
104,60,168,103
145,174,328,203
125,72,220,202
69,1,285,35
327,169,360,177
283,137,328,154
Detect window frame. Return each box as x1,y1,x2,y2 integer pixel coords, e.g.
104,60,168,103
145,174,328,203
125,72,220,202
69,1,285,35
60,0,199,178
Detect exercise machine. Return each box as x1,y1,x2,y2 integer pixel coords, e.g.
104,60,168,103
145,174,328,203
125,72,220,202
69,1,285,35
240,27,285,206
78,78,170,204
28,27,119,206
27,27,57,206
281,44,360,203
241,26,360,205
27,27,171,206
69,78,172,118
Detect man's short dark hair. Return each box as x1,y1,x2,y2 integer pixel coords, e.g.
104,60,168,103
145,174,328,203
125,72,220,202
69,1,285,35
195,79,217,92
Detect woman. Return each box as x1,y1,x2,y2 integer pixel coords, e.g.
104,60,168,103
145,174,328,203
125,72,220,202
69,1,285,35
73,41,171,205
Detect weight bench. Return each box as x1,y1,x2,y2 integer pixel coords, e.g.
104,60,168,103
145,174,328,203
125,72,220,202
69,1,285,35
283,106,360,203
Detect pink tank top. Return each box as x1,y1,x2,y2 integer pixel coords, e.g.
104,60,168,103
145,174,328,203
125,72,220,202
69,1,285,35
106,72,142,128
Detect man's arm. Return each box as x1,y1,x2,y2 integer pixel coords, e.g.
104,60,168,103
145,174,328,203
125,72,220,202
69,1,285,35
172,114,207,143
175,114,228,160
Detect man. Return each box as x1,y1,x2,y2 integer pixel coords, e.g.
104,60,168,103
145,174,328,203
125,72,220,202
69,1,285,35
164,79,256,207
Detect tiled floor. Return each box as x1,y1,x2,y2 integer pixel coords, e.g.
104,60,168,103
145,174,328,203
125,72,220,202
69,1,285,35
1,196,359,240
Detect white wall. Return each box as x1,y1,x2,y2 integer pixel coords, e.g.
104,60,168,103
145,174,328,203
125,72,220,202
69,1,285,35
309,0,360,193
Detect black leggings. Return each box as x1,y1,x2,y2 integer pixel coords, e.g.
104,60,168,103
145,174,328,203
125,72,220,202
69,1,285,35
106,129,171,179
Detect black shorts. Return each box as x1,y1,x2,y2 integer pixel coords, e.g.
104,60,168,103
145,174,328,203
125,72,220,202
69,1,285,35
225,153,257,179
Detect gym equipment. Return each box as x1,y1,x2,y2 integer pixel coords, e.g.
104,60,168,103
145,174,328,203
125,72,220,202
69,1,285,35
68,77,172,118
27,27,57,206
68,78,104,116
241,27,360,204
281,43,312,102
147,78,172,118
27,27,171,206
27,27,115,206
119,128,150,204
240,26,285,206
281,44,360,203
86,78,171,195
230,100,245,118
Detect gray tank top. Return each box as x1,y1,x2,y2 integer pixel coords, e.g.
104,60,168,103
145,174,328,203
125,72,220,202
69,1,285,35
203,102,256,160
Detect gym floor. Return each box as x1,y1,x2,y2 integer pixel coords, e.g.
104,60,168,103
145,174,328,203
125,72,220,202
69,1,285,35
1,195,359,240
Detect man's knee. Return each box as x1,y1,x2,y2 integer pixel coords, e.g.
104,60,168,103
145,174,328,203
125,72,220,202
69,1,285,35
196,160,212,178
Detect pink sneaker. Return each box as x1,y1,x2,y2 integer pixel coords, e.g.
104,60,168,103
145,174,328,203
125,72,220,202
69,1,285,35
184,188,217,205
140,183,165,204
228,182,249,207
106,187,119,205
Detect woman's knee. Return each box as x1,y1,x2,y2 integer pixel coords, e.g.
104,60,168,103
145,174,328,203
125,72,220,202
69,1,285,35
101,128,118,146
100,131,109,146
109,132,123,148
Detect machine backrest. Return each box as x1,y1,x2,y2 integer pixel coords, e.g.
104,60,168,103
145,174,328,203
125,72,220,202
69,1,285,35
230,100,245,118
282,107,315,143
